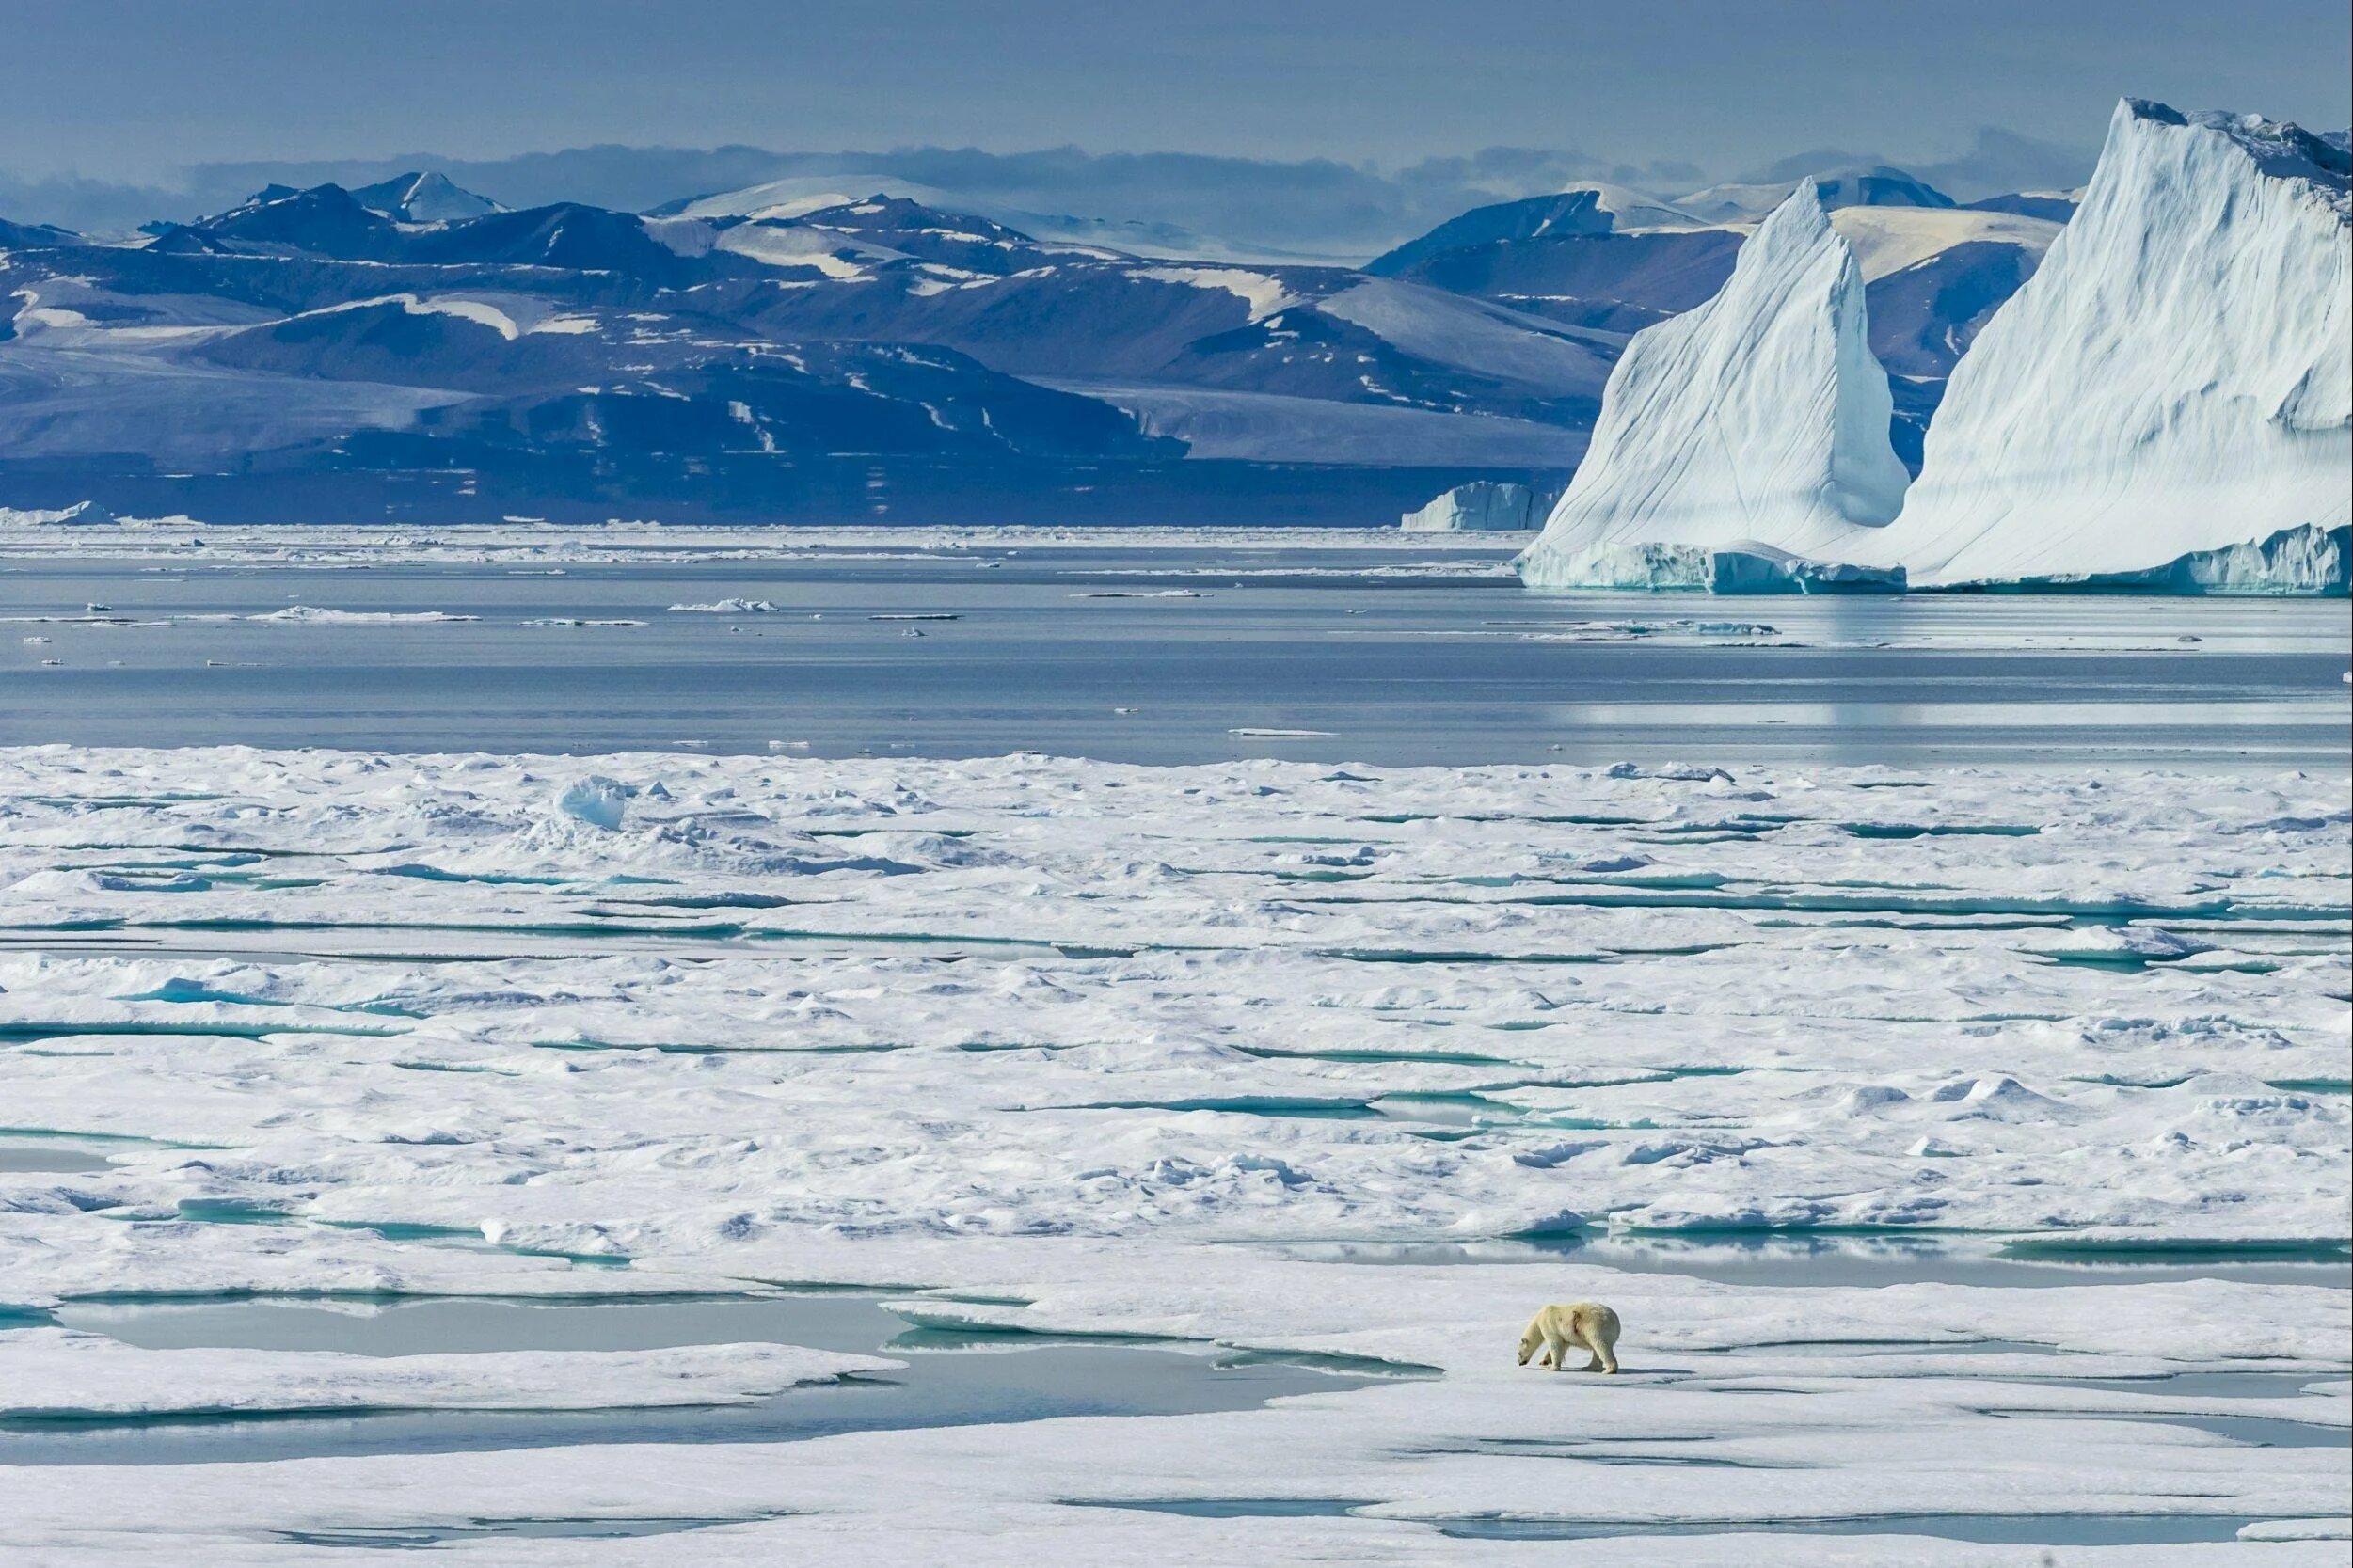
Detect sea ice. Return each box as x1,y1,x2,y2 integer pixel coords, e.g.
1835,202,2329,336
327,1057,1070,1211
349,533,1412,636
0,746,2344,1560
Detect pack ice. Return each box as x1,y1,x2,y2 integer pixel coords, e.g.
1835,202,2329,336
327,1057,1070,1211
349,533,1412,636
1515,184,1910,592
1869,99,2352,591
0,747,2347,1559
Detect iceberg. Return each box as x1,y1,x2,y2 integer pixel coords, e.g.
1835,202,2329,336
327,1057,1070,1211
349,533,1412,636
1397,480,1553,531
1868,100,2352,592
1516,184,1909,591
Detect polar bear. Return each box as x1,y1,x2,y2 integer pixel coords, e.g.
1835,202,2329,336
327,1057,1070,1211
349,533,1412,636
1517,1301,1620,1373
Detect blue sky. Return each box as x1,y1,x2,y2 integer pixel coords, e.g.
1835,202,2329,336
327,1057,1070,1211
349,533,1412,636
11,0,2346,182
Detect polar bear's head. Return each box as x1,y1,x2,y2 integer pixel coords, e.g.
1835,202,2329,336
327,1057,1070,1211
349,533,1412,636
1516,1316,1545,1365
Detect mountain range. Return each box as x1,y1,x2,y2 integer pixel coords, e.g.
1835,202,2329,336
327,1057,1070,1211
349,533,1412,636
0,146,2186,525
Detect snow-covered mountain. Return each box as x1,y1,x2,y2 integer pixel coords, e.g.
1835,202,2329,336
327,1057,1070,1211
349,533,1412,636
660,173,1346,266
1868,99,2351,590
1364,184,1708,276
1517,185,1910,589
1675,165,1957,224
1963,190,2082,223
0,175,1616,521
351,171,502,224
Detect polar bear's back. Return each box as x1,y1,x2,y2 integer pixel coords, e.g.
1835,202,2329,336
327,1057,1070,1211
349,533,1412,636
1563,1300,1620,1345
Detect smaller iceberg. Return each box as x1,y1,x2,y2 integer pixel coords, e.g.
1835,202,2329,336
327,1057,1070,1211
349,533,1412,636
1399,480,1556,531
1516,183,1908,592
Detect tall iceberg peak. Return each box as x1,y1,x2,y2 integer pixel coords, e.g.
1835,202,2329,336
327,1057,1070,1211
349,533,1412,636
1866,97,2351,589
1516,183,1910,589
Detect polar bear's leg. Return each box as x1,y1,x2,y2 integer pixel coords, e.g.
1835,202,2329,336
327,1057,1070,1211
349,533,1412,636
1544,1332,1572,1370
1584,1315,1620,1374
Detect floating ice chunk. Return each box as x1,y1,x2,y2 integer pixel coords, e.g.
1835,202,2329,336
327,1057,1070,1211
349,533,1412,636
669,599,783,613
1604,761,1733,782
248,607,479,624
1400,482,1552,532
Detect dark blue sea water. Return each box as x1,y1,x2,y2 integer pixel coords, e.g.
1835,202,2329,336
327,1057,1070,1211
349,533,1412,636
5,546,2345,767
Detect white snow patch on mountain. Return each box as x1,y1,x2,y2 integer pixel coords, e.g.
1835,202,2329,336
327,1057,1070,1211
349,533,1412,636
1558,181,1713,232
287,293,524,341
1315,279,1615,394
1828,207,2064,281
1132,266,1297,322
713,220,909,279
674,175,957,224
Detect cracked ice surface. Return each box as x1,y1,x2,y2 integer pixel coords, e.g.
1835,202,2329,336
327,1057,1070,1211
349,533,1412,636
0,746,2346,1561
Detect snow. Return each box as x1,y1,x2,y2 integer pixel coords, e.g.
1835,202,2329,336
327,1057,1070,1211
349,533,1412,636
1558,181,1713,233
1680,166,1956,224
1132,266,1298,322
1826,206,2063,282
1,748,2343,1250
1517,185,1910,589
351,172,501,225
1315,279,1614,396
1867,99,2353,589
0,744,2345,1560
675,179,878,222
713,220,909,279
671,175,1332,267
298,293,526,341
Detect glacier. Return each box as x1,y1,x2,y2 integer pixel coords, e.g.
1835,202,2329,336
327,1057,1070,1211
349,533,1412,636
1866,99,2352,592
1516,184,1910,591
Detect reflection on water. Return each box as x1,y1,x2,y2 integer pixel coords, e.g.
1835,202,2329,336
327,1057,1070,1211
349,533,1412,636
8,1291,1399,1467
0,1139,115,1173
5,551,2345,767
